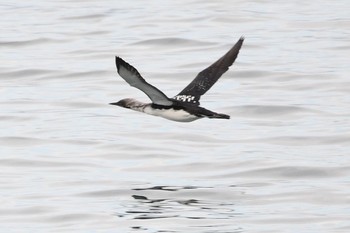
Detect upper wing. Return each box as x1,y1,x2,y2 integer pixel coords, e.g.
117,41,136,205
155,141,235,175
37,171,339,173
115,57,173,106
173,37,244,105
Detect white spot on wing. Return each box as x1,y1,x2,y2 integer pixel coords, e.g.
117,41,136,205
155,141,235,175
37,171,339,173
174,95,196,103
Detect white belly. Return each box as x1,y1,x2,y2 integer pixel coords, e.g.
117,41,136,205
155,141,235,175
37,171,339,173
143,106,200,122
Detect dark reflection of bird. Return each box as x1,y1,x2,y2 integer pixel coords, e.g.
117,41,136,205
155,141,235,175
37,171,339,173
110,37,244,122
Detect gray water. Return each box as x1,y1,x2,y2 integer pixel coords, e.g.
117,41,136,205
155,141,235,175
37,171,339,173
1,0,350,232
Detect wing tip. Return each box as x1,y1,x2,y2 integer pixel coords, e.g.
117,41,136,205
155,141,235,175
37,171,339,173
233,36,244,50
238,36,245,45
115,56,124,70
115,56,133,73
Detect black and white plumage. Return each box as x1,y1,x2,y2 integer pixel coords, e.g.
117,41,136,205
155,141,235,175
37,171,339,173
110,37,244,122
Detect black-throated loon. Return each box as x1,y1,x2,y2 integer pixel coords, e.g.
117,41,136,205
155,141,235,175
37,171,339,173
110,37,244,122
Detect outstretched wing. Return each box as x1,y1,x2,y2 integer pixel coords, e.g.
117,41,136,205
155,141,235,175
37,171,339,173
173,37,244,105
115,57,173,106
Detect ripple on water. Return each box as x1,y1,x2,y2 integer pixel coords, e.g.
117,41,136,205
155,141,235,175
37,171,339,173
225,166,348,179
1,69,58,79
229,105,323,118
130,37,215,47
255,134,350,146
0,38,65,48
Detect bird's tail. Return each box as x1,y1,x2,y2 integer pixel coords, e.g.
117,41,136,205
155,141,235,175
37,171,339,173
209,112,230,119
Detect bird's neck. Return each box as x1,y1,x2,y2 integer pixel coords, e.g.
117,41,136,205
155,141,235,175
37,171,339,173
128,100,149,113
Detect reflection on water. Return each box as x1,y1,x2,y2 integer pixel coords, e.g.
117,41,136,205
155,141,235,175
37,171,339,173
123,186,241,233
1,0,350,232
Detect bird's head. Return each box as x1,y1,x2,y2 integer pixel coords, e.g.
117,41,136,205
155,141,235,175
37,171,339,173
110,98,145,109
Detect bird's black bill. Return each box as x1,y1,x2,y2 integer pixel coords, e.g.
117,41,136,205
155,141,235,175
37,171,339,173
109,102,122,106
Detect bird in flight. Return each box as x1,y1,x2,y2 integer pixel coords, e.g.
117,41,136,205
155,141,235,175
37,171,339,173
110,37,244,122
